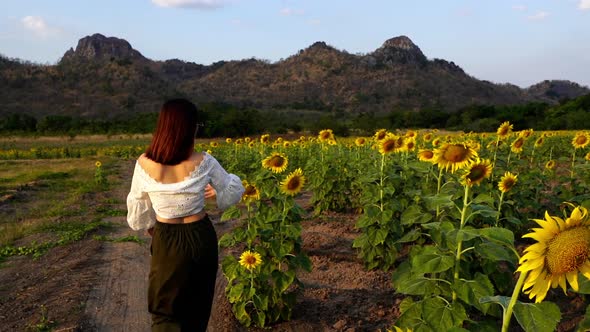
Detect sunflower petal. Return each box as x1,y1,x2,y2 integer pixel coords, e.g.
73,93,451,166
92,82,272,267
566,271,579,291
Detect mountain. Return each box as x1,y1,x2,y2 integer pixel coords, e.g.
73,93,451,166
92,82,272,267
0,33,588,118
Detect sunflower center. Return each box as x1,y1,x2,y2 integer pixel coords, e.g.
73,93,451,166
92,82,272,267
287,177,301,190
245,255,257,265
466,165,486,182
270,156,285,167
244,185,257,196
546,226,590,274
502,179,515,190
443,145,469,162
382,140,396,152
576,136,588,145
514,139,524,148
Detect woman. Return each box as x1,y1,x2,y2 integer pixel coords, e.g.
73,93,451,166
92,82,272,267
126,98,244,331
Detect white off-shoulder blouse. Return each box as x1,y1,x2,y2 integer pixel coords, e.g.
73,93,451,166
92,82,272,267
126,152,244,230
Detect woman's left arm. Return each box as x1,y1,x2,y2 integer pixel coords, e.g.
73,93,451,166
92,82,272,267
208,156,245,210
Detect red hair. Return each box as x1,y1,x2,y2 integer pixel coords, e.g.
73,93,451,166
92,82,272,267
145,99,199,165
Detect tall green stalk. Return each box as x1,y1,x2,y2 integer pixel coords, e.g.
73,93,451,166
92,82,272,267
501,271,528,332
452,184,470,301
495,191,505,227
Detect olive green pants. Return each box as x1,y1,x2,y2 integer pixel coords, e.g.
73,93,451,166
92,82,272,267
148,216,218,332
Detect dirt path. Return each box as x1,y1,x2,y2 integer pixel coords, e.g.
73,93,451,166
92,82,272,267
81,218,152,331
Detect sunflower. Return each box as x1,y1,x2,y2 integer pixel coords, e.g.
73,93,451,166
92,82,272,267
262,152,289,173
328,139,337,146
225,138,232,143
517,206,590,303
417,149,435,163
534,137,545,148
235,139,243,145
545,160,556,170
374,129,388,142
432,138,441,148
423,133,433,142
239,250,263,270
460,158,492,186
210,141,219,148
355,137,366,146
275,137,283,143
248,142,255,148
497,121,513,138
283,141,291,148
95,161,102,167
244,137,251,143
498,172,518,193
511,137,526,154
379,133,403,155
519,129,534,138
241,180,260,202
403,139,416,152
405,130,417,138
466,140,481,151
318,129,334,142
585,152,590,161
280,168,305,196
260,134,270,144
572,132,590,149
433,143,478,173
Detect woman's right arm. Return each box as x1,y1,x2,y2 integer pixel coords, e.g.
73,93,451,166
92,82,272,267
126,162,156,231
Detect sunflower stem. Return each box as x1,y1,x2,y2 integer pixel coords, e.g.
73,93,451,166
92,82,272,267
436,167,443,219
452,184,470,302
380,153,385,213
501,271,528,332
571,148,577,179
495,191,505,227
491,136,500,180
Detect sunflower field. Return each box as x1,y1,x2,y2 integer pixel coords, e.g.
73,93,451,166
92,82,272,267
3,124,590,331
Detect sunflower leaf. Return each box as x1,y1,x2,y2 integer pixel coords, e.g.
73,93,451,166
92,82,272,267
472,193,494,205
453,273,495,314
475,242,515,262
423,194,454,210
411,247,454,274
479,295,511,310
422,297,467,331
513,301,561,332
479,227,515,249
575,276,590,294
401,205,433,225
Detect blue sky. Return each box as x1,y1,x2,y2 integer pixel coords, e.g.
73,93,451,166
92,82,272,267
1,0,589,87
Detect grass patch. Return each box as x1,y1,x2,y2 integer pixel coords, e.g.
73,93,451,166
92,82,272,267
0,220,110,262
95,205,127,217
26,305,56,332
93,235,144,244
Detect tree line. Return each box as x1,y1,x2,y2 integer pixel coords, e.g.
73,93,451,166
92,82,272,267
1,94,589,137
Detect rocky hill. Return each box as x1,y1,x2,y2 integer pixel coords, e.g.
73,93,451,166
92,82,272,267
0,33,587,118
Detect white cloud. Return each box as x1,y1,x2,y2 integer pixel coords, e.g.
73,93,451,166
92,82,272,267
512,5,527,11
579,0,590,10
528,11,550,20
280,8,305,16
21,16,60,37
151,0,225,9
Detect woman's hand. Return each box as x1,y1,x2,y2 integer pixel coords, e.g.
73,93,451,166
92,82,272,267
205,184,217,200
